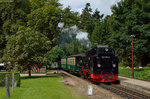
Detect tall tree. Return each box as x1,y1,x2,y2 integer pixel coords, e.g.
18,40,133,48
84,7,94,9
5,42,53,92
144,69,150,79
79,3,93,40
111,0,150,66
58,26,88,55
0,0,30,60
27,0,62,46
0,0,30,36
91,15,111,46
28,0,79,46
62,7,80,28
92,9,104,21
2,26,51,76
79,3,103,40
48,46,65,62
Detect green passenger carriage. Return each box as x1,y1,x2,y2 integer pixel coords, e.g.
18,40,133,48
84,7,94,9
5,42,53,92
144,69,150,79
61,58,67,69
67,57,79,72
61,54,85,73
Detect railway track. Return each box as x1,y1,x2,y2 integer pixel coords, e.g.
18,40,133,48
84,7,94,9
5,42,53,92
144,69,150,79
100,84,150,99
61,71,150,99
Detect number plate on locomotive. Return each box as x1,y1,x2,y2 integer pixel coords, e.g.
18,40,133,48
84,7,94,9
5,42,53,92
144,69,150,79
102,56,110,58
105,74,109,79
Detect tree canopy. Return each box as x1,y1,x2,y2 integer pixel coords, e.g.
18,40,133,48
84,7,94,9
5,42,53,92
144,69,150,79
79,3,103,41
0,0,80,74
0,0,150,73
110,0,150,66
2,26,51,76
80,1,150,66
47,46,64,62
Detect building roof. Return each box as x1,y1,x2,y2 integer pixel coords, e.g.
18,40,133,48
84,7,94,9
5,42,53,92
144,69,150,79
63,53,86,58
0,63,4,66
69,53,86,57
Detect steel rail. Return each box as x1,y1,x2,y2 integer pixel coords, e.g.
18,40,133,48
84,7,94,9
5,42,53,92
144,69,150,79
100,84,150,99
60,71,150,99
111,84,150,99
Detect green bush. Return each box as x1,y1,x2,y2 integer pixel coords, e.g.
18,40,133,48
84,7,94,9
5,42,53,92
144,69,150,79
0,72,20,87
119,66,150,80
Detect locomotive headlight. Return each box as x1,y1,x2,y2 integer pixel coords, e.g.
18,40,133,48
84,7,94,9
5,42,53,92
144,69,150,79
97,64,101,67
113,64,116,67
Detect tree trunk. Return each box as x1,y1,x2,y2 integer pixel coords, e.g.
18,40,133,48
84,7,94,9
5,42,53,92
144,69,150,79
28,66,31,77
137,54,142,66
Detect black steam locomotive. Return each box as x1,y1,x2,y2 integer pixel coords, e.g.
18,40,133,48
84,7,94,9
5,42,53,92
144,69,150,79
61,45,119,83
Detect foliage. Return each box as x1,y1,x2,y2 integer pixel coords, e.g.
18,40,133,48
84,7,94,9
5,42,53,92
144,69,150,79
119,66,150,80
47,46,65,62
111,0,150,66
0,0,30,35
0,75,86,99
0,0,82,73
91,16,111,46
2,26,51,76
58,26,89,55
66,39,87,55
62,7,80,28
0,0,30,58
79,3,103,40
28,0,79,46
0,0,149,69
27,0,62,46
0,72,20,87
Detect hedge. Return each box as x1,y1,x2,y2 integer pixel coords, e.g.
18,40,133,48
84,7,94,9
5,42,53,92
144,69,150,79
0,72,20,87
119,66,150,81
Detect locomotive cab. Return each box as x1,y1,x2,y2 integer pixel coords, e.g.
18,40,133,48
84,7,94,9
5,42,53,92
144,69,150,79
86,46,119,82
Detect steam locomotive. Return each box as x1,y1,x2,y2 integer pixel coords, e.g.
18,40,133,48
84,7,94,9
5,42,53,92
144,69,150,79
61,45,119,83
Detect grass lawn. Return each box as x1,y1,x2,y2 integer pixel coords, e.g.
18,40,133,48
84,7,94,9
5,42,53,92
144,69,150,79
0,75,83,99
119,66,150,80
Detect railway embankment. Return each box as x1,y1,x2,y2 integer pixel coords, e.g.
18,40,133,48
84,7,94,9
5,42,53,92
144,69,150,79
59,70,123,99
57,70,150,99
119,76,150,94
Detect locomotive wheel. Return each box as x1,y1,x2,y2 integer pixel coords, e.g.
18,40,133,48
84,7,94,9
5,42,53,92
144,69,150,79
89,79,97,84
89,78,93,82
81,71,85,79
113,80,120,84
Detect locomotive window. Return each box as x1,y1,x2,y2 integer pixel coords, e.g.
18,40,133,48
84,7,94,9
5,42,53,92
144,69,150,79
91,48,97,55
112,50,115,54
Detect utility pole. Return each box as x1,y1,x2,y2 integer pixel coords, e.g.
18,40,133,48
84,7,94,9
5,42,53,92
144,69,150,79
130,35,135,78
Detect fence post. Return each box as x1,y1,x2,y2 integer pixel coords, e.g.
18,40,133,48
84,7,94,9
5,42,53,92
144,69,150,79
5,74,10,98
12,73,14,92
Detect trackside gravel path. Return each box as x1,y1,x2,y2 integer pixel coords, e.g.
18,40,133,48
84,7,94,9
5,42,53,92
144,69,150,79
60,71,123,99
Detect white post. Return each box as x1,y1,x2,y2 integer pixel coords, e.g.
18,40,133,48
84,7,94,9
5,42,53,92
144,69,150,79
56,62,58,73
5,74,10,98
88,85,93,95
12,73,14,92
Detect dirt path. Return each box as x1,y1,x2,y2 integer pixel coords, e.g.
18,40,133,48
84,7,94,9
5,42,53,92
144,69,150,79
60,71,123,99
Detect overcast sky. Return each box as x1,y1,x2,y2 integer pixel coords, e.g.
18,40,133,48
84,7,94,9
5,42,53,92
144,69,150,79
59,0,121,15
59,0,121,40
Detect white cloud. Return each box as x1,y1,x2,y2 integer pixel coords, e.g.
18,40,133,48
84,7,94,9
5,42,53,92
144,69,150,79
76,32,88,40
59,0,121,15
59,0,121,40
58,22,64,28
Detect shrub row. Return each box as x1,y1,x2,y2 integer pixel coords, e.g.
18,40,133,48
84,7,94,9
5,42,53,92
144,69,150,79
0,72,20,87
119,66,150,80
